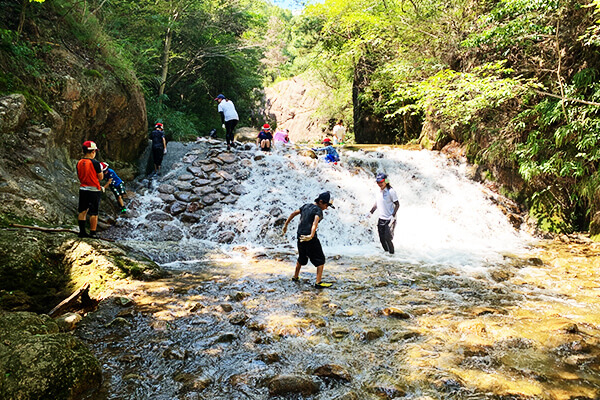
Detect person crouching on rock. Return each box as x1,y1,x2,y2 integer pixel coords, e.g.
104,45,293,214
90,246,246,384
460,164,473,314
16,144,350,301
76,141,104,238
100,162,127,214
257,124,273,152
312,138,340,164
282,191,335,289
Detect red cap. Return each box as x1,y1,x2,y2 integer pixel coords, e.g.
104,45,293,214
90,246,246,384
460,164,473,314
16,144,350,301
155,123,163,128
82,141,98,151
322,138,332,143
262,124,270,130
100,162,108,171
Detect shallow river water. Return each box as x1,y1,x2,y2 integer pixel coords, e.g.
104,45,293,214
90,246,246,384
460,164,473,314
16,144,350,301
77,142,600,400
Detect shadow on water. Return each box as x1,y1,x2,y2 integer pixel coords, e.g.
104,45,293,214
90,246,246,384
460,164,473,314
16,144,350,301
79,142,600,399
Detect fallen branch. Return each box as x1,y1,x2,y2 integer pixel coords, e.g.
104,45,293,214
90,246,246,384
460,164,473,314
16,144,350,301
534,89,600,107
49,282,92,317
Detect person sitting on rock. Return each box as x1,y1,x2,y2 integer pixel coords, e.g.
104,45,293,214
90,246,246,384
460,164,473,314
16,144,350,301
100,162,127,214
312,138,340,163
257,124,273,152
273,128,290,146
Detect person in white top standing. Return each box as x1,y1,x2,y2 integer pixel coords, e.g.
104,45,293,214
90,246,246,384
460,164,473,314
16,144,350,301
369,173,399,254
215,94,239,151
332,120,346,145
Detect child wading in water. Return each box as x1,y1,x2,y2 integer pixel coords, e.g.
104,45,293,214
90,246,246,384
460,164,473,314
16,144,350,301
100,162,127,214
282,192,335,288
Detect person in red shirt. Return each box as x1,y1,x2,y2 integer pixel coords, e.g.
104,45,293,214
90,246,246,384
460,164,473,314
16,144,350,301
76,141,103,237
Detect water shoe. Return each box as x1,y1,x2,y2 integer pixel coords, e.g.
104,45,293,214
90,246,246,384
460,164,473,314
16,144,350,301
314,282,333,289
121,208,128,214
291,277,299,282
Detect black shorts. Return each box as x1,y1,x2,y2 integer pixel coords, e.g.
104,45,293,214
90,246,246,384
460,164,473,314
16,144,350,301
152,147,164,166
78,190,102,215
297,237,325,267
110,183,126,198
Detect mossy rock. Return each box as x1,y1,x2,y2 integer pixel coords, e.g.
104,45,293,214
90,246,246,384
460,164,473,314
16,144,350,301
0,311,101,400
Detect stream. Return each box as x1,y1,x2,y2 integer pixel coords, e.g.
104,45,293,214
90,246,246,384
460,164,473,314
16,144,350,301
76,140,600,400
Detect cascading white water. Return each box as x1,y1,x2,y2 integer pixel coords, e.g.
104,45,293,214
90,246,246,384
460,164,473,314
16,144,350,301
125,145,531,269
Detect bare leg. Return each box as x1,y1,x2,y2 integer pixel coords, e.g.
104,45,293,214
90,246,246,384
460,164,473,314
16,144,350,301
90,215,98,231
315,264,324,284
293,262,302,279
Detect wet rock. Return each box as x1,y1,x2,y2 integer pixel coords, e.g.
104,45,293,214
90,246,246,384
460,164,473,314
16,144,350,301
390,330,421,342
202,164,217,173
247,320,266,331
187,166,205,176
156,225,184,241
202,194,221,206
228,312,248,325
220,303,233,312
158,193,176,203
187,202,203,213
157,183,175,194
218,153,237,163
182,154,199,164
235,169,251,180
362,327,384,341
192,178,211,186
332,327,350,338
370,385,406,399
382,307,410,319
215,332,237,343
257,352,281,364
209,171,223,181
114,296,134,307
218,170,235,181
231,185,248,195
194,186,216,196
170,201,188,216
254,154,266,161
528,257,544,266
178,173,195,181
312,364,351,382
175,181,194,191
55,312,82,332
105,317,132,328
180,213,201,224
334,392,360,400
175,192,200,203
230,291,250,301
163,346,187,360
146,211,175,221
221,195,239,204
217,231,235,243
218,186,230,195
268,374,320,396
240,159,253,168
489,268,514,282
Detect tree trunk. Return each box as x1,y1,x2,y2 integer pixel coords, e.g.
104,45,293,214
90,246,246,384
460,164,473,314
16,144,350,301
17,0,27,36
158,25,173,104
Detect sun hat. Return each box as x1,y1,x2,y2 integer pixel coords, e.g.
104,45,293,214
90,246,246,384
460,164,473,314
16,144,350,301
315,191,335,208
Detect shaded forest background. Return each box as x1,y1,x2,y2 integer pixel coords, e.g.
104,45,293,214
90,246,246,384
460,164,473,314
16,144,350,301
2,0,600,234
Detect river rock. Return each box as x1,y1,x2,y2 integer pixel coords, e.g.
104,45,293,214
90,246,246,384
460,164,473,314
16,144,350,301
268,375,320,396
334,392,360,400
202,194,221,206
218,186,230,195
228,312,248,325
218,170,235,181
382,307,410,319
158,193,176,203
390,330,421,342
231,185,247,195
257,352,281,364
217,231,235,243
146,210,174,221
235,169,251,180
218,153,236,163
363,327,384,341
215,332,237,343
221,195,238,204
170,201,188,216
0,311,102,399
157,183,175,194
187,202,203,213
371,384,406,399
175,181,194,191
55,312,83,332
194,186,215,196
192,178,211,186
220,303,233,312
178,173,195,181
312,364,351,382
180,212,200,223
182,154,198,164
187,166,206,177
175,192,200,203
202,164,217,173
332,327,350,338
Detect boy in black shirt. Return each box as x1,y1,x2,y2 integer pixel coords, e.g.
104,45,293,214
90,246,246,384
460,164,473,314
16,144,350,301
282,192,335,288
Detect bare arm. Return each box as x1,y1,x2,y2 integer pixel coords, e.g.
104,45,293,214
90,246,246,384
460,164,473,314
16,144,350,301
282,209,300,235
103,178,113,189
307,215,320,239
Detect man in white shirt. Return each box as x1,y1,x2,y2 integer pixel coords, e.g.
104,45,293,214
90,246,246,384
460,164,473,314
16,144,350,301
369,173,399,254
215,94,239,151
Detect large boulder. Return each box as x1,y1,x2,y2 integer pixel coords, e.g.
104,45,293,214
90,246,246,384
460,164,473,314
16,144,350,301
0,311,102,400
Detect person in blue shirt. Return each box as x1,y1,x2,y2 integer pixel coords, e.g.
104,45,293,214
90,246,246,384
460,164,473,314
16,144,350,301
312,138,340,163
100,162,127,214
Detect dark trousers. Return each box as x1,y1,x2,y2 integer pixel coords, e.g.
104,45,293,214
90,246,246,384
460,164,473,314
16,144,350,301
377,218,394,254
225,119,238,146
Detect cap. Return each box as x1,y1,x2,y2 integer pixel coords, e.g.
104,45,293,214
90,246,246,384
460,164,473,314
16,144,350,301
215,94,226,100
315,191,335,208
82,141,98,151
322,138,332,144
263,124,271,130
155,123,163,128
376,173,388,183
100,162,108,171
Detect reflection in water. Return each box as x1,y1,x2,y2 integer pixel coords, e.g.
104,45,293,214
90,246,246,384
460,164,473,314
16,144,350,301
79,144,600,399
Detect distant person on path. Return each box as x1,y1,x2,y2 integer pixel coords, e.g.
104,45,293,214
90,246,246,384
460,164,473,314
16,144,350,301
332,120,346,145
257,123,273,151
215,94,239,151
369,173,399,254
273,128,290,146
282,192,335,289
76,141,103,238
312,138,340,163
150,123,167,175
100,162,127,214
